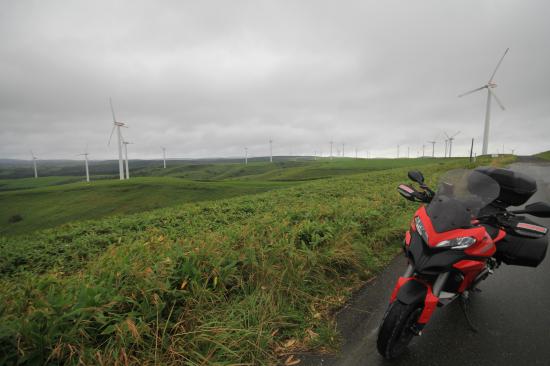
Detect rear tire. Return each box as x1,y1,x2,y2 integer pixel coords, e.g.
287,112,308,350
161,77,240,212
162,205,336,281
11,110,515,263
377,300,423,359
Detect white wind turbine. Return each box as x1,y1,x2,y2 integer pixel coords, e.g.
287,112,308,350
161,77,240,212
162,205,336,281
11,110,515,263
162,147,166,168
427,140,437,157
244,147,248,165
445,131,460,158
108,98,128,180
122,140,133,179
78,144,90,182
269,138,273,163
459,48,508,155
30,150,38,178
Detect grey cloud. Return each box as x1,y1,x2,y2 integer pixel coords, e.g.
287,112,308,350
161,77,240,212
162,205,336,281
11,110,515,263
1,0,549,160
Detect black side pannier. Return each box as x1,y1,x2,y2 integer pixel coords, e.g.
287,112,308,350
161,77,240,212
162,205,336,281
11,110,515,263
495,230,548,267
475,167,537,207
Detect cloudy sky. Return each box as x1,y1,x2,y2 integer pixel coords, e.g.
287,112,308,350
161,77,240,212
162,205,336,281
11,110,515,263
1,0,549,160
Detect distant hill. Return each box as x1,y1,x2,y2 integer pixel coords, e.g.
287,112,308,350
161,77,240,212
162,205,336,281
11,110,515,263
534,150,550,161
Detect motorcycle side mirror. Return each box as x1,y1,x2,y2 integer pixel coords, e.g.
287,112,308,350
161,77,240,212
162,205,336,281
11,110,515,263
514,202,550,218
408,170,425,184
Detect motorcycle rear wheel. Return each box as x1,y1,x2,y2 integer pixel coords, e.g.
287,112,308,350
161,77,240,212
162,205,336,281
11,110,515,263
377,300,423,359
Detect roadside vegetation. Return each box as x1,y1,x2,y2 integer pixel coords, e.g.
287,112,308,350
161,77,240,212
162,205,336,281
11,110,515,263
0,156,513,364
535,150,550,161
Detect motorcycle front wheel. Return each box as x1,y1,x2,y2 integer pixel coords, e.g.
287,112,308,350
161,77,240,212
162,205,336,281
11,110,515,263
376,300,423,359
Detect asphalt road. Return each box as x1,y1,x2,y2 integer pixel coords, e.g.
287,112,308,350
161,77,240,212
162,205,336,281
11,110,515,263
300,161,550,366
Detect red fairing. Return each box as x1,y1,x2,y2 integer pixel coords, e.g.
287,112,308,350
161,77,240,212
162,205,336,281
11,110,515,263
416,206,495,257
390,276,411,303
389,277,439,325
417,285,438,324
453,260,486,292
405,230,411,246
494,229,507,243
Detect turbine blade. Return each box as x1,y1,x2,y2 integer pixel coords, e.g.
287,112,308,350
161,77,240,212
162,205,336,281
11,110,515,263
488,48,509,83
458,86,486,98
444,132,451,139
109,97,117,122
452,131,461,138
108,125,116,146
490,89,506,110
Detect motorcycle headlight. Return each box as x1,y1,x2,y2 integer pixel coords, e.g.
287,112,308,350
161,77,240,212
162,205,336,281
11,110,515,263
415,216,429,243
435,237,476,250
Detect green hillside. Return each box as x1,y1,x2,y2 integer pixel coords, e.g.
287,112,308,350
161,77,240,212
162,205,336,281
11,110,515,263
0,178,294,235
0,158,447,236
534,150,550,161
0,156,514,364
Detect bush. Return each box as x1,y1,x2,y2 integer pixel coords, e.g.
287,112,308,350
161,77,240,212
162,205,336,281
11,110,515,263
8,214,23,224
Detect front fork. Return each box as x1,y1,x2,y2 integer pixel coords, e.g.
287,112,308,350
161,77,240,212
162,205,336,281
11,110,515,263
390,264,449,332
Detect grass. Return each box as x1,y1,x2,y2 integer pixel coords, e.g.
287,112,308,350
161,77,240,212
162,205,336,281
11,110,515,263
0,158,445,236
0,176,85,192
0,156,515,365
0,177,295,235
534,150,550,161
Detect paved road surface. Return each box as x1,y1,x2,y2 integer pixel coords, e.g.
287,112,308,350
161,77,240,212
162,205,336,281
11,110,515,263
300,161,550,366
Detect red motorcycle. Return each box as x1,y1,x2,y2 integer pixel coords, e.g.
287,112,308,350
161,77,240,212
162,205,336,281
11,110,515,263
377,167,550,359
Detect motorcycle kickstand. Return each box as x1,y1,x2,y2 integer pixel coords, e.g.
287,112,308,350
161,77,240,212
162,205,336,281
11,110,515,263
459,291,479,333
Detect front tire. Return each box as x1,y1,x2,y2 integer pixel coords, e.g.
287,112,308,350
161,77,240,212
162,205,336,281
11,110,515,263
377,300,423,359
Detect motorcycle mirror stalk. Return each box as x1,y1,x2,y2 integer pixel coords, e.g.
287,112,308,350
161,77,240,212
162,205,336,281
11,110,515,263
407,170,435,198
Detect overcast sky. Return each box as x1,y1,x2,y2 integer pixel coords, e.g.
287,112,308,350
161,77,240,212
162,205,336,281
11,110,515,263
1,0,549,160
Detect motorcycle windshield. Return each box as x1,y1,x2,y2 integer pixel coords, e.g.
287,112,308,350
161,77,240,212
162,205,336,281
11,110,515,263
426,169,500,232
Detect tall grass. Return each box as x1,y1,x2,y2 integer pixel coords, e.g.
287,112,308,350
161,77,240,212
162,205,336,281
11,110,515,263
0,157,512,364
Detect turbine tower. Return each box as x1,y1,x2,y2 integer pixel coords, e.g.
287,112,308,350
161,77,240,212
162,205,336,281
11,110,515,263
445,131,460,158
108,98,127,180
244,147,248,165
30,150,38,178
122,140,133,179
428,140,436,157
330,141,333,160
459,48,508,155
162,147,166,168
78,145,90,182
269,138,273,163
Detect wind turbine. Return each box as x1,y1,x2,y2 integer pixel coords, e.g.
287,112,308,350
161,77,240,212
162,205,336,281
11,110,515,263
108,98,127,180
162,147,166,168
269,138,273,163
122,140,133,179
330,140,333,160
244,147,248,165
427,141,436,157
459,48,508,155
445,131,460,158
30,150,38,178
78,144,90,182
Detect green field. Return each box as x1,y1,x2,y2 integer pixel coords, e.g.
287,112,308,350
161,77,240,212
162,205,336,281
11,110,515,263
535,150,550,161
0,178,295,235
0,156,514,365
0,158,448,236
